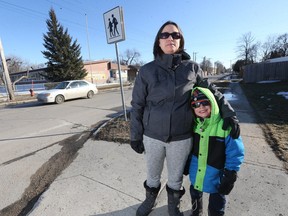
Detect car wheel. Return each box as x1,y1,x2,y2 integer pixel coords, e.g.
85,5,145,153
87,90,94,99
55,95,65,104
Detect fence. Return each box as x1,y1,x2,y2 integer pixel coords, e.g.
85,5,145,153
243,61,288,83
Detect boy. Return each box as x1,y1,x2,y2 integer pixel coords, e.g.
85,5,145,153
189,87,245,216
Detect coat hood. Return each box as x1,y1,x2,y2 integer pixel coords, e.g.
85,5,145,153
156,51,191,70
191,87,221,127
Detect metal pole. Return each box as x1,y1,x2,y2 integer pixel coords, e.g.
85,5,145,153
115,42,127,121
85,14,94,84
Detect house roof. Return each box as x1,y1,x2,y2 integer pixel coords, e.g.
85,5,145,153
128,65,141,70
83,59,111,65
109,62,129,70
83,60,129,70
265,56,288,63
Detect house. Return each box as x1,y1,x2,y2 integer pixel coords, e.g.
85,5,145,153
127,65,140,82
83,60,129,85
265,56,288,63
8,68,46,84
9,60,130,86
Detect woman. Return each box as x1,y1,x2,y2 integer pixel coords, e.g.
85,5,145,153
130,21,239,216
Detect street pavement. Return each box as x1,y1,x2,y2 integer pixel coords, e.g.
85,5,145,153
15,82,288,215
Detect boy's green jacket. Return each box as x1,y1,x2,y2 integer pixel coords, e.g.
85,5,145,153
189,87,245,193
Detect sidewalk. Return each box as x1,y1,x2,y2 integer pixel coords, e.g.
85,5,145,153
28,82,288,216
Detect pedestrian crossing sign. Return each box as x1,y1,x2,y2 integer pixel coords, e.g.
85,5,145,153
103,6,125,44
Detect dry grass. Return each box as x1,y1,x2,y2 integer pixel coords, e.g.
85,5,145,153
239,81,288,171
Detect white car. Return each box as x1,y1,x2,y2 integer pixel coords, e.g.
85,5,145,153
37,80,98,104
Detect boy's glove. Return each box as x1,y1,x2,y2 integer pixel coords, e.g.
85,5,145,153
130,140,145,154
218,169,237,195
223,116,240,139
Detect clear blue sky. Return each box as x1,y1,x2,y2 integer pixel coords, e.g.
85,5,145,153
1,0,288,68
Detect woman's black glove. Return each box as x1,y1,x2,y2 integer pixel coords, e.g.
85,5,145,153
194,75,209,88
218,169,237,195
130,140,145,154
223,116,240,139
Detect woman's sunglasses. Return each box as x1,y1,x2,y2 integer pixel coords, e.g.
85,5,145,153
159,32,181,40
191,100,210,109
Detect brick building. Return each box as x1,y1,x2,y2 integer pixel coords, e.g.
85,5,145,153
9,60,130,86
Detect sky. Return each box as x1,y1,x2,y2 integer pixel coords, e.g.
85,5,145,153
1,0,288,69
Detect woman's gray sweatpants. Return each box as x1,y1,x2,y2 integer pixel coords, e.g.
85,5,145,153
143,135,193,191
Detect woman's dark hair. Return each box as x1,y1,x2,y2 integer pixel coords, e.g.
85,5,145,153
153,21,185,59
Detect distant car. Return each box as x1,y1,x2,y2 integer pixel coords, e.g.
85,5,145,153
37,80,98,104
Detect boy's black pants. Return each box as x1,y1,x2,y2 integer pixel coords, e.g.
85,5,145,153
190,186,226,216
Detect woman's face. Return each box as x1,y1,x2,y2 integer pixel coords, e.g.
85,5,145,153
159,24,181,54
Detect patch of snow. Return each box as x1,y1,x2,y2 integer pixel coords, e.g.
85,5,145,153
223,93,238,101
277,91,288,100
257,80,281,83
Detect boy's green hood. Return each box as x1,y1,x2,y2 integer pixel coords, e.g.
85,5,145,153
191,87,221,125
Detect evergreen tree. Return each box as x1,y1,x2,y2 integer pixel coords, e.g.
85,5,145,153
42,8,87,82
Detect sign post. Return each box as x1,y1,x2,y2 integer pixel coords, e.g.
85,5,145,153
103,6,127,121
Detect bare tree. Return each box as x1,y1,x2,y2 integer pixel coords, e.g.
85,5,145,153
121,49,141,65
6,55,27,73
274,33,288,57
200,57,213,75
236,32,258,64
260,33,288,59
5,55,44,73
136,60,146,66
261,35,277,61
215,61,225,74
248,42,260,63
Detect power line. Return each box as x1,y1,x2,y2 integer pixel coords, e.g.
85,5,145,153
0,0,47,18
0,0,96,32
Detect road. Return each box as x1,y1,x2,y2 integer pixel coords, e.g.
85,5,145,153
0,88,132,211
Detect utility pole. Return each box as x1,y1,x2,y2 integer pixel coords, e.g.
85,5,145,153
193,52,198,62
85,14,94,84
0,38,15,101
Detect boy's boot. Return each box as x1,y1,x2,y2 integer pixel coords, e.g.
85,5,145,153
136,181,161,216
190,185,203,216
208,206,225,216
166,185,185,216
208,209,225,216
191,196,203,216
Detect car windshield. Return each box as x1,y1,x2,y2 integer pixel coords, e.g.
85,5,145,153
54,82,70,89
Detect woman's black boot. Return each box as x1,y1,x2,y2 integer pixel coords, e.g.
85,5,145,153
166,185,185,216
136,181,161,216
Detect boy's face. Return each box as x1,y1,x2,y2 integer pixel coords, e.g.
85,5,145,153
192,100,211,118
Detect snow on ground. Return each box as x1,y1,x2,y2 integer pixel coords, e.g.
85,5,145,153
256,80,288,100
223,93,238,101
277,92,288,100
257,80,281,83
